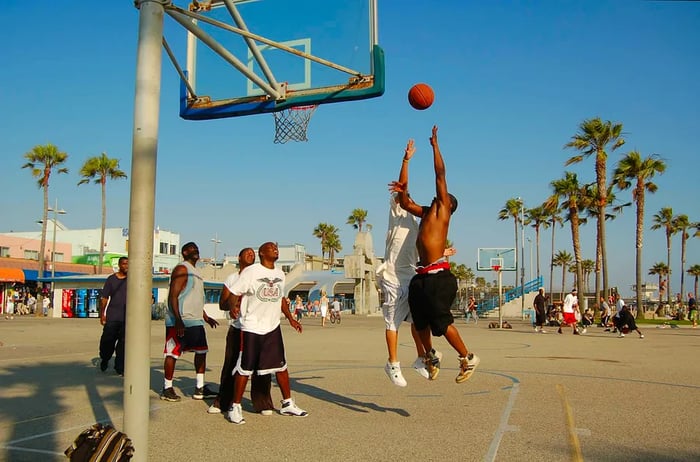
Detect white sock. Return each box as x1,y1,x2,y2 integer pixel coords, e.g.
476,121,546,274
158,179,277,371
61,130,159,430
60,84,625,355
164,379,173,389
196,373,204,388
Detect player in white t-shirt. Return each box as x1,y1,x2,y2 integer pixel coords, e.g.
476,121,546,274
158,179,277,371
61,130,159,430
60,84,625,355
208,247,275,416
225,242,307,424
558,288,580,335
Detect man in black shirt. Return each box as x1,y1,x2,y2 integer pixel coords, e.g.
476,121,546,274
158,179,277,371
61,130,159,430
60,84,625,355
99,257,128,376
533,288,547,333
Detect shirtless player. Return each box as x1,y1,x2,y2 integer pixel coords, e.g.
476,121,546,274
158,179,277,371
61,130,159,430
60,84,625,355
389,126,480,383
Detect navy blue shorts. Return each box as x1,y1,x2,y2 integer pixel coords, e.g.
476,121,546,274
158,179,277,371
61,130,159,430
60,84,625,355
408,270,457,336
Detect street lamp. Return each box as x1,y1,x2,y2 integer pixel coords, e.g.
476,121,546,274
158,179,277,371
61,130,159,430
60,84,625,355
210,233,221,279
526,236,533,282
47,199,66,314
517,197,525,320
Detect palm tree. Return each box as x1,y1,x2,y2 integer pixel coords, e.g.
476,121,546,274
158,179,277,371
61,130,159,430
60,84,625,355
21,144,69,288
673,214,694,304
77,153,128,274
524,205,549,280
498,197,523,287
553,250,573,301
613,151,666,318
326,229,342,267
346,208,368,232
649,262,669,314
544,203,563,299
312,223,333,265
565,117,625,300
651,207,676,307
546,172,585,296
687,264,700,300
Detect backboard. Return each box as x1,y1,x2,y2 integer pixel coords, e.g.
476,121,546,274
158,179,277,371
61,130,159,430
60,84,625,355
477,248,517,272
164,0,384,120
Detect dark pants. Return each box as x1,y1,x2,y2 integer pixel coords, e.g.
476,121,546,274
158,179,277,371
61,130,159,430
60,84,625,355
99,321,125,374
219,326,273,412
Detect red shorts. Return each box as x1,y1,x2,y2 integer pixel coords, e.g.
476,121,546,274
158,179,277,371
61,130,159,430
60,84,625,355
562,312,577,325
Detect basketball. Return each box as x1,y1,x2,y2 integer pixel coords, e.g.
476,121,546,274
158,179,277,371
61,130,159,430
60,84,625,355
408,83,434,110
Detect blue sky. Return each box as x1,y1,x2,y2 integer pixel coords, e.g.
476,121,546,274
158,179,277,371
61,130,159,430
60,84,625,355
1,1,699,297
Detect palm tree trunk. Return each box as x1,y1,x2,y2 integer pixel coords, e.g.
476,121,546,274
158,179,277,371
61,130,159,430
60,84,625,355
635,186,645,319
37,183,49,316
666,233,672,307
549,222,556,299
680,233,687,304
597,154,609,300
594,237,601,306
514,219,519,288
570,213,584,296
560,263,566,302
535,225,541,280
99,179,107,275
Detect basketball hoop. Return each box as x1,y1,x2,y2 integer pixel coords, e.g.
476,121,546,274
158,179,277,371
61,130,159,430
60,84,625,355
492,265,501,272
273,105,318,143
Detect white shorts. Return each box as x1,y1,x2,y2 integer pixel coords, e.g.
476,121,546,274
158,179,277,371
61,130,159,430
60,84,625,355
379,278,412,331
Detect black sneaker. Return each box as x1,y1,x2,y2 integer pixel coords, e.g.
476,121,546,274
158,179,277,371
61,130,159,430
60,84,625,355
160,387,181,402
192,385,218,400
100,359,108,372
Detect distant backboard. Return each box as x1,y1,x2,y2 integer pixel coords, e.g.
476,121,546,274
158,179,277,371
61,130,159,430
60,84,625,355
164,0,384,120
477,248,517,272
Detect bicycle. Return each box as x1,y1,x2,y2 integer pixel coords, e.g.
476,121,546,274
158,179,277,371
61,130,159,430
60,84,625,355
329,310,341,324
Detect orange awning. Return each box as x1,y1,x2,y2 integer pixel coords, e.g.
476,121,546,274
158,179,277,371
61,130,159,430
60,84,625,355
0,268,25,283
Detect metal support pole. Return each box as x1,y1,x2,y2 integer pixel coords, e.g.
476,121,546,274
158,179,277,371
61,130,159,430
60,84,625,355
125,1,164,460
520,201,525,320
498,270,503,328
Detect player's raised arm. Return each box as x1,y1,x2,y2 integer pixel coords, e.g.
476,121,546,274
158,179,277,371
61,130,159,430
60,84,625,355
430,125,450,210
389,138,423,217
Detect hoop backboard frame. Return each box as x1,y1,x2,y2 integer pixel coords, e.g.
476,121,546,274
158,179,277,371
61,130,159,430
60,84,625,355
477,248,517,272
164,0,385,120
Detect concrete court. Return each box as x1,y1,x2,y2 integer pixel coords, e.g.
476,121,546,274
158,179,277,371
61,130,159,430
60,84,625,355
0,315,698,462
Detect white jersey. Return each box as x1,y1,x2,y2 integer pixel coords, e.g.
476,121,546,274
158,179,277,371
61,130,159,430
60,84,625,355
562,293,577,314
615,298,625,317
376,195,419,285
229,263,285,335
223,272,247,328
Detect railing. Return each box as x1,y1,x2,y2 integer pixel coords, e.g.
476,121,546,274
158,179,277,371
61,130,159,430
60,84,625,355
477,276,543,314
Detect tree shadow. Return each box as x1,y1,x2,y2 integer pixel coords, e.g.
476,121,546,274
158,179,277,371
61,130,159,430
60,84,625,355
0,355,205,461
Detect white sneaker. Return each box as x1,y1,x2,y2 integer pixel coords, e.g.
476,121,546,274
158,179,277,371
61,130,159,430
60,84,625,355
412,357,429,379
581,328,587,334
384,361,407,387
227,403,245,425
618,333,625,338
280,398,308,417
207,403,221,414
540,329,547,333
639,334,644,339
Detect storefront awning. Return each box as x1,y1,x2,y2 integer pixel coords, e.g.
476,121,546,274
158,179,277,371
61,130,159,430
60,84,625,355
24,270,81,281
0,268,26,283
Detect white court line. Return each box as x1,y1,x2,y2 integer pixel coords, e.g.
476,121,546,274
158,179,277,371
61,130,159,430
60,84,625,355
483,383,520,462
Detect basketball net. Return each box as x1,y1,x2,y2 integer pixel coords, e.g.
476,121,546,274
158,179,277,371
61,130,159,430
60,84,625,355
492,266,501,273
273,105,318,143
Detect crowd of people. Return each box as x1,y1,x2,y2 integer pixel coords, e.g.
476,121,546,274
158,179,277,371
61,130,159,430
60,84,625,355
2,288,51,318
